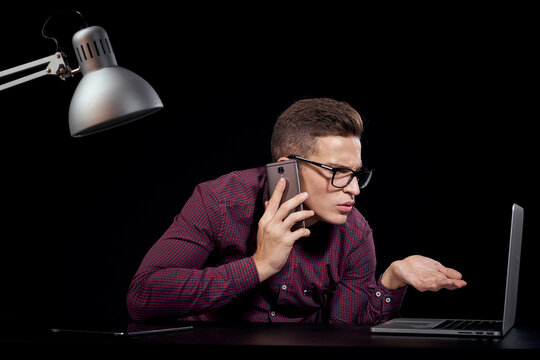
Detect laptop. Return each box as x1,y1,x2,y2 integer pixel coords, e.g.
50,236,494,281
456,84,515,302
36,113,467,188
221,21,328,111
371,203,524,337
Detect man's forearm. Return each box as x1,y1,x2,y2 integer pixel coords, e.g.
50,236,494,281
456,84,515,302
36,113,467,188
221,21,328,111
127,257,259,321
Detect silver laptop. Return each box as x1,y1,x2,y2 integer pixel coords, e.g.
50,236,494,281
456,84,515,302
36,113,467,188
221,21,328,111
371,203,524,337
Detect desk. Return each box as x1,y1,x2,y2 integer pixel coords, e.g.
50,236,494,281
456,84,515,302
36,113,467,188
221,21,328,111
2,322,539,356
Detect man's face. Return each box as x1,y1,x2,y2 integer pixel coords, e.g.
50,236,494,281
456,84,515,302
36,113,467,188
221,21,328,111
296,135,362,226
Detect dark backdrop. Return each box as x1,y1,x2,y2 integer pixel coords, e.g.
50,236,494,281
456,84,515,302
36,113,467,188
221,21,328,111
1,4,537,328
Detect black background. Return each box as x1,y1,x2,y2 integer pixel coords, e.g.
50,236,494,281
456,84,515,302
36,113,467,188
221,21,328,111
1,3,537,328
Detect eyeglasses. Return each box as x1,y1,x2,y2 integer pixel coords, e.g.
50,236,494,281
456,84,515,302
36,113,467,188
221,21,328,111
288,155,373,189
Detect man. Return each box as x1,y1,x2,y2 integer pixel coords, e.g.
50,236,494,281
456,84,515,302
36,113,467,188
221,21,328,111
127,98,466,323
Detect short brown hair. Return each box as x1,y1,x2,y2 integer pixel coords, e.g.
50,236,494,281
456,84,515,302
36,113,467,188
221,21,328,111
270,98,363,161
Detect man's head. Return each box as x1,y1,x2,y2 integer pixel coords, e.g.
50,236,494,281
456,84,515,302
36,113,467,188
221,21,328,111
270,98,363,162
270,98,366,226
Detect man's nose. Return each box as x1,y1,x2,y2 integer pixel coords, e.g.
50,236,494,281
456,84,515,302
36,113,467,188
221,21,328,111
343,178,360,196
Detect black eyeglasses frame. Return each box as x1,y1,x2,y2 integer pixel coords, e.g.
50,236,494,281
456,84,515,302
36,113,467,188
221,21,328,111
287,155,373,189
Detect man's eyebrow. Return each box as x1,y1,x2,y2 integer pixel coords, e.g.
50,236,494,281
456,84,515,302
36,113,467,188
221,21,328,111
327,162,363,171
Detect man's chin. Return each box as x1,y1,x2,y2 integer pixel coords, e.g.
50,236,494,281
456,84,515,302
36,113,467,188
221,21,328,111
320,213,348,225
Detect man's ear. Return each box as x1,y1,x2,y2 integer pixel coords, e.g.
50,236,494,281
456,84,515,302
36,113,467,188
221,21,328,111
277,156,290,162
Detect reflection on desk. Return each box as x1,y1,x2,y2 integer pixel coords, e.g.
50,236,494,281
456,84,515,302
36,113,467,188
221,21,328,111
1,321,539,356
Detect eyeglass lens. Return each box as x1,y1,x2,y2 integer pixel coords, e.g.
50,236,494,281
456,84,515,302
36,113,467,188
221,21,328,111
332,170,371,189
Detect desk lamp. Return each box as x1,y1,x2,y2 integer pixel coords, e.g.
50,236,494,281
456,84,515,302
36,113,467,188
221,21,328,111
0,12,163,137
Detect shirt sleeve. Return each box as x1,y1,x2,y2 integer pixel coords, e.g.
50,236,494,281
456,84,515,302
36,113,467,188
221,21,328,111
126,183,260,321
328,224,407,325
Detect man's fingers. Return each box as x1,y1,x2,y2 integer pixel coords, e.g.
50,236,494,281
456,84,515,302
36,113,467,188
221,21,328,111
290,226,311,240
264,178,287,216
438,265,463,280
425,276,468,292
274,191,309,221
439,278,468,291
283,209,315,229
434,266,467,290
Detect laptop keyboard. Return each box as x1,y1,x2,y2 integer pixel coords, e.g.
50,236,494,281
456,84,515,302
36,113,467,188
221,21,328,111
434,320,502,331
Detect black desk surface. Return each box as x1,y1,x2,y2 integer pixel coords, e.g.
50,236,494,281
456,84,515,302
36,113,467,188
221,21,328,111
2,321,539,356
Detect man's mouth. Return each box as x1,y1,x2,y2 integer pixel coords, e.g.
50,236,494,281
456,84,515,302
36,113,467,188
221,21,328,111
337,201,355,213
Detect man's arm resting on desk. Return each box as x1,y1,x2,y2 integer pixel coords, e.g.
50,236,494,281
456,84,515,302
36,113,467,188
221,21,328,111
127,183,260,321
127,252,260,321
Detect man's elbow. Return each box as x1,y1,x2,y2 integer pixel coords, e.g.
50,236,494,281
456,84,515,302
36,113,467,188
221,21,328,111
126,281,155,322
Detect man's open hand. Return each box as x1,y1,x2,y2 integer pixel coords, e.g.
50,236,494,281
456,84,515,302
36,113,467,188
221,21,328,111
381,255,467,292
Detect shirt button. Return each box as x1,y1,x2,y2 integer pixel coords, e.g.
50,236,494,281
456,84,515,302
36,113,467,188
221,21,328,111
281,284,287,291
385,298,392,303
270,311,276,317
375,291,381,297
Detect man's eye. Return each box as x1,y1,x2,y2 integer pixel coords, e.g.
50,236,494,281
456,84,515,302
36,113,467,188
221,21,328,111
335,170,352,178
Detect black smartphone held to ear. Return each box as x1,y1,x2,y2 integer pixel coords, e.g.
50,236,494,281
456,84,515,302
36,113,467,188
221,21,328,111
266,159,306,229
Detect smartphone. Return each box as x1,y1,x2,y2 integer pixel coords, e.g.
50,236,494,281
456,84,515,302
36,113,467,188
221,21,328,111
266,159,305,229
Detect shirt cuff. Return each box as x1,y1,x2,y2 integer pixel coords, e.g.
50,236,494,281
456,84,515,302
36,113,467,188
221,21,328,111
374,275,407,315
224,257,260,294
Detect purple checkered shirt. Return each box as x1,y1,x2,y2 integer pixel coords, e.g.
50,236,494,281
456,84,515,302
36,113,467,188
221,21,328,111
127,167,406,323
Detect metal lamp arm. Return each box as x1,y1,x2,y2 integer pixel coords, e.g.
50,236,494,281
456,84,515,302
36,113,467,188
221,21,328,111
0,52,78,91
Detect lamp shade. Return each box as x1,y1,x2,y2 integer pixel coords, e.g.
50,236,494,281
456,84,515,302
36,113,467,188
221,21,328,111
68,26,163,137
